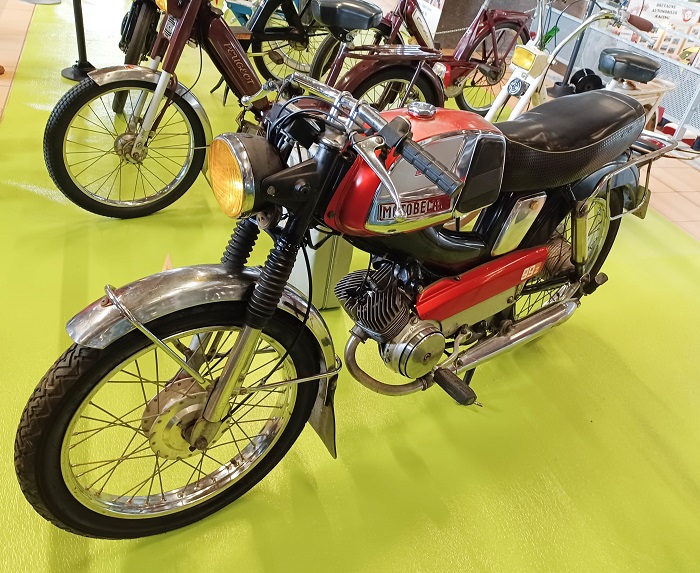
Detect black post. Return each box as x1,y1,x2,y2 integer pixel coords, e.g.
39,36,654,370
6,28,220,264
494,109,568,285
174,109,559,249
562,0,597,84
61,0,95,81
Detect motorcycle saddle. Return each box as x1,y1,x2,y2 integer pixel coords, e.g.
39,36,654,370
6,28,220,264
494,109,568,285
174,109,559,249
311,0,383,31
496,91,645,193
598,48,660,83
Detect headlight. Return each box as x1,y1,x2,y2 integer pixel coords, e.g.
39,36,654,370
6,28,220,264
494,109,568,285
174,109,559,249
155,0,167,12
209,133,284,218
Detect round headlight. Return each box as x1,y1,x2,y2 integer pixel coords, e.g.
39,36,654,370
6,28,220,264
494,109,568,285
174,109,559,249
209,133,285,219
155,0,167,12
210,138,248,218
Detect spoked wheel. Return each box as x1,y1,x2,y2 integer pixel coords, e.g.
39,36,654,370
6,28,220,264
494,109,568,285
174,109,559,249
44,78,206,218
250,0,328,80
512,190,622,321
14,302,320,539
309,25,398,83
455,23,529,117
351,67,439,112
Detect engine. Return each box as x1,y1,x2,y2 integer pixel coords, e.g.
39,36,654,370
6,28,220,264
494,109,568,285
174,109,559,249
335,263,445,379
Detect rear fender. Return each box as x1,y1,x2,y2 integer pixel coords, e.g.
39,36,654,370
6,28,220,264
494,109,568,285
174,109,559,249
88,65,213,174
571,156,640,205
66,264,338,458
455,10,532,61
335,60,445,108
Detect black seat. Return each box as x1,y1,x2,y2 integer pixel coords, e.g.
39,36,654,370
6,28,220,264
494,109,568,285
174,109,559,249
598,48,660,83
311,0,383,31
496,91,645,193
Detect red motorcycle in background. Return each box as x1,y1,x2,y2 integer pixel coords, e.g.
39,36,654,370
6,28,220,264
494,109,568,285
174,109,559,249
310,0,531,115
16,58,674,537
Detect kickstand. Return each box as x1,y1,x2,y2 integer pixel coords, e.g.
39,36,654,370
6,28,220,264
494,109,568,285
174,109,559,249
210,77,231,105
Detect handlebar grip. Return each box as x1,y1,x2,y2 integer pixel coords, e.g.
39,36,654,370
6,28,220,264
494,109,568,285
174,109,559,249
627,13,653,32
398,139,463,196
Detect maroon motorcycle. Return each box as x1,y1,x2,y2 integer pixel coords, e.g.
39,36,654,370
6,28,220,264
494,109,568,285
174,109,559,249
310,0,531,115
16,71,674,538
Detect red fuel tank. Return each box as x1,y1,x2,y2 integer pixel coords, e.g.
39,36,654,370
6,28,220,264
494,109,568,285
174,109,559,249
324,108,504,238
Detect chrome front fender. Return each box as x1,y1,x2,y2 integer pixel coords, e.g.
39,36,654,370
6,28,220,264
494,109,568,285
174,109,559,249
66,265,338,457
88,66,213,175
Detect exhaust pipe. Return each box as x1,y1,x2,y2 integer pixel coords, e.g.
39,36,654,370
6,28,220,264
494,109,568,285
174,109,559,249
453,300,579,375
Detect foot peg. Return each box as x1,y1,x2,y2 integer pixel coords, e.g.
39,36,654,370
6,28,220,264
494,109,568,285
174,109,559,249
583,272,608,295
433,368,482,406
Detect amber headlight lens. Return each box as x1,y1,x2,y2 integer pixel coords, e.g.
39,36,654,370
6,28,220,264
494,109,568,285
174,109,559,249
210,137,247,218
155,0,168,12
512,45,536,71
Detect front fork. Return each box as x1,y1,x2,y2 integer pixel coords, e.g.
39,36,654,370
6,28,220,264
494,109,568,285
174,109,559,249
189,144,338,448
130,58,170,159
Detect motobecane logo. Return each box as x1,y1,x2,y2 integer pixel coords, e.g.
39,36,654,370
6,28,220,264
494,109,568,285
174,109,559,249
377,195,451,221
224,43,257,86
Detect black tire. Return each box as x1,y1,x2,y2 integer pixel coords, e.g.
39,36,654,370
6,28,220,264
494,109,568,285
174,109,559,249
113,1,158,113
511,189,622,320
455,23,529,116
44,78,206,218
15,302,321,539
250,0,327,80
350,67,440,112
309,24,398,83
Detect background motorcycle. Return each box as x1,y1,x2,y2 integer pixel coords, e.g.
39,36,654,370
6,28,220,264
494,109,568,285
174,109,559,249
42,0,409,219
310,0,531,116
16,70,675,538
484,0,673,124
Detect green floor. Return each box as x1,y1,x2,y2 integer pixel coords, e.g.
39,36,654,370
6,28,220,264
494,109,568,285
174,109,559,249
2,3,700,572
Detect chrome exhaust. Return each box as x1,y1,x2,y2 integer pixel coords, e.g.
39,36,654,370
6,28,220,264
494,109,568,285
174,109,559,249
452,300,579,375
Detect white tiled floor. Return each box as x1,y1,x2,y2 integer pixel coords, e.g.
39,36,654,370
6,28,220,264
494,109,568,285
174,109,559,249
646,156,700,240
1,4,699,240
0,0,34,120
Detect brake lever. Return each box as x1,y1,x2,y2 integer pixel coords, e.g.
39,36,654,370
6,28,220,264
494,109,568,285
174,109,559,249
350,133,407,222
241,79,283,108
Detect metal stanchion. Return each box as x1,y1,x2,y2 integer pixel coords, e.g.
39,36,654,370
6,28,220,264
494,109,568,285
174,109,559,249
61,0,95,80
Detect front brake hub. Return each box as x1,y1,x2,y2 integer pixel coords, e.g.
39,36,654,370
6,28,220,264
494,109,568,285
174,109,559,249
141,379,224,460
114,132,148,163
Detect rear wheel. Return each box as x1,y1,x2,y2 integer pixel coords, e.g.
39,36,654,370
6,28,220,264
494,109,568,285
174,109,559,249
251,0,328,80
455,23,528,117
351,67,439,111
15,302,320,539
114,1,159,113
512,190,622,320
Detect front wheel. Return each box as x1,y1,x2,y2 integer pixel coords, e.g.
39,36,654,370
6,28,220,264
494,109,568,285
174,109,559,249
350,67,440,112
14,302,320,539
44,78,206,218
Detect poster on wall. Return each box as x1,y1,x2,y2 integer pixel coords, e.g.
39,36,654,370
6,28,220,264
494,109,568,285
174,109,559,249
417,0,445,38
610,0,700,65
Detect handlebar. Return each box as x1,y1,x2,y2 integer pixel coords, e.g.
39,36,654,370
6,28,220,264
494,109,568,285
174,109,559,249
289,73,463,197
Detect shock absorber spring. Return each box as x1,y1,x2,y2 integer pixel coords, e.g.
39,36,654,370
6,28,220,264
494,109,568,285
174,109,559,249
221,218,260,273
246,238,299,329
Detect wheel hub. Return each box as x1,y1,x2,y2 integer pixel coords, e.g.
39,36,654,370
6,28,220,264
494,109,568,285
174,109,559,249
114,132,147,163
476,62,506,86
141,379,220,460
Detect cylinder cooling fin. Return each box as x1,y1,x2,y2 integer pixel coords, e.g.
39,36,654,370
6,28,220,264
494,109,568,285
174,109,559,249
334,263,412,343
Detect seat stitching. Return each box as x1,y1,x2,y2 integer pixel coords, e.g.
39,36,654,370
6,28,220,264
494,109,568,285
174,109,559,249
502,115,644,155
